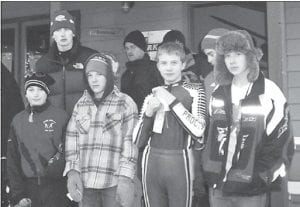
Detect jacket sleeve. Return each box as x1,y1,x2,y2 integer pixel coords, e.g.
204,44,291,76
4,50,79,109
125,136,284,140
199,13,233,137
169,84,207,141
63,104,80,176
118,97,139,179
133,95,155,148
7,124,26,205
255,80,294,184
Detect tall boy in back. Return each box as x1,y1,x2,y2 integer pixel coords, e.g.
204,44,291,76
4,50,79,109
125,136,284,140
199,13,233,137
133,42,207,207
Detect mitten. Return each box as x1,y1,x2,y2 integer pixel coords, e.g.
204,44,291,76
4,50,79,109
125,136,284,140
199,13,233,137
116,176,135,207
14,198,31,207
67,170,83,202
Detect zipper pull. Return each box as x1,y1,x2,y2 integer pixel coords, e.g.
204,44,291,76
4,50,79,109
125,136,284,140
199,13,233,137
28,111,33,122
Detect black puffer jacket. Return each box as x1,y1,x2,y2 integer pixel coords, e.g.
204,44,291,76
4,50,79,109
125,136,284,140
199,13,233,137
35,39,97,115
121,54,163,112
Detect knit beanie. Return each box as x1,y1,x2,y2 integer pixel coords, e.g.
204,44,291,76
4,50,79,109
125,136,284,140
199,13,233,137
25,72,55,95
50,10,75,35
84,53,114,99
161,30,190,54
201,28,229,51
214,30,263,85
123,30,147,51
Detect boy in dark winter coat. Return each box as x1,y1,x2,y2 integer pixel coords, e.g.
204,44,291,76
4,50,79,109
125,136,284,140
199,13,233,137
35,10,98,115
133,42,207,207
202,30,294,207
7,72,69,207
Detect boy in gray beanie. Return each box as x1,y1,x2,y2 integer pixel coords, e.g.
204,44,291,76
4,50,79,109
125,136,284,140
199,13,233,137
201,28,229,104
202,30,294,207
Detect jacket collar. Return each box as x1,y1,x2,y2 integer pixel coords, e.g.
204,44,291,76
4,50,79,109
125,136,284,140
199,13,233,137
46,38,79,64
213,72,265,99
125,54,151,68
26,100,51,113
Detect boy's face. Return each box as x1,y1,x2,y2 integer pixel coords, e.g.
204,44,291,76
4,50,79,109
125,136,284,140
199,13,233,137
52,28,74,51
224,51,248,77
204,48,217,66
87,71,107,98
26,86,47,106
157,53,185,85
124,42,145,62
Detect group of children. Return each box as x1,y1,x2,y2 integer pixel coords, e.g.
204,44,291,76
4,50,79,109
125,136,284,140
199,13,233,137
7,28,294,207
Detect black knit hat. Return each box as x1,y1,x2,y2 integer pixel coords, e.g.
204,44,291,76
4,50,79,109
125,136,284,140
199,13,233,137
161,30,190,54
123,30,147,51
50,10,75,35
25,72,55,94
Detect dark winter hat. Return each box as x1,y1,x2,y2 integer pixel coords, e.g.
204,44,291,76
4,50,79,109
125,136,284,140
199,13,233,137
50,10,75,35
214,30,263,85
84,53,114,99
123,30,147,51
201,28,229,51
161,30,190,54
25,72,55,95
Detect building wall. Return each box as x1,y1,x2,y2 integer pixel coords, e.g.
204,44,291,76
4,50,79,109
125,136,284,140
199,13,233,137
60,2,187,72
285,2,300,204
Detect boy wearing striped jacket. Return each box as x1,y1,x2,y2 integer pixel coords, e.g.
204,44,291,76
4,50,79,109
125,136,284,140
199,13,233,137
133,42,207,207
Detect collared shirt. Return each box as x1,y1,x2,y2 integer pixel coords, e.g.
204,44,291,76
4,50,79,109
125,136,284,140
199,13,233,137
64,87,138,189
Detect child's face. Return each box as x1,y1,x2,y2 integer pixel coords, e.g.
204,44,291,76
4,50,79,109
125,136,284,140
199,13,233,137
87,71,107,98
26,86,47,106
224,51,248,77
204,49,217,66
157,53,185,85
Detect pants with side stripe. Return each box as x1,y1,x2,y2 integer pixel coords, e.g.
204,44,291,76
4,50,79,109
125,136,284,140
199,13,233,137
142,146,192,207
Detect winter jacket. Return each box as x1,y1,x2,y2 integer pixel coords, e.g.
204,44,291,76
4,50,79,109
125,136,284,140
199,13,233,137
35,40,98,115
121,54,163,112
7,101,69,204
202,72,294,196
64,87,138,189
133,81,207,149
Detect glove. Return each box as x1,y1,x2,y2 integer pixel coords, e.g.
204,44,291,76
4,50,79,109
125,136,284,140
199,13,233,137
145,96,162,117
14,198,31,207
67,170,83,202
116,176,135,207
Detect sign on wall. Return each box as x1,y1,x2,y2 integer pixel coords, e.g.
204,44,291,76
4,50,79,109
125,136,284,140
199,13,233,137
142,30,170,60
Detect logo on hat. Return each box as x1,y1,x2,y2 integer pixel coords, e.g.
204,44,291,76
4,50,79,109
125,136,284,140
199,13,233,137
55,15,67,22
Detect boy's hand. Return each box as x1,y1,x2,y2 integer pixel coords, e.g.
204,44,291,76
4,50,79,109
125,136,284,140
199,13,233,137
67,170,83,202
145,96,161,117
116,176,135,207
153,87,176,106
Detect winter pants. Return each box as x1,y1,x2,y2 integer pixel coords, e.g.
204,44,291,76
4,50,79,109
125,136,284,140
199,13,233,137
142,146,193,207
209,188,267,207
80,187,118,207
26,177,68,207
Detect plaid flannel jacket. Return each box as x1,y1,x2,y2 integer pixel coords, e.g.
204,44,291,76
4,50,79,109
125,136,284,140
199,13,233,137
64,87,138,189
